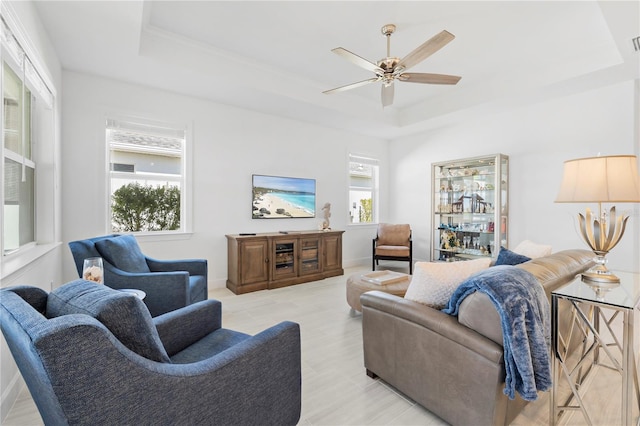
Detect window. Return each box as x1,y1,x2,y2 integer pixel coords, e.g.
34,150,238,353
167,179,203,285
2,17,53,255
106,118,188,233
348,154,379,224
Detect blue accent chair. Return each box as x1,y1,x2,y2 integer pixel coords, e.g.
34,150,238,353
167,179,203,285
0,281,302,426
69,234,207,316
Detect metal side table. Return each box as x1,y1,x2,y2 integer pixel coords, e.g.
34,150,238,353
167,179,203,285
550,271,640,425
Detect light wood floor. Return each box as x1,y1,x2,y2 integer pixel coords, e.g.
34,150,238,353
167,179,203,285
3,266,636,425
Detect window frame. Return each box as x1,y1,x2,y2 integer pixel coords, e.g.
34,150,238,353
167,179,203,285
105,115,192,236
348,154,379,225
1,14,54,258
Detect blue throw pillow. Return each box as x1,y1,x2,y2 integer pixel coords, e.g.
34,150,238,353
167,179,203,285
95,234,150,273
495,247,531,266
46,280,170,363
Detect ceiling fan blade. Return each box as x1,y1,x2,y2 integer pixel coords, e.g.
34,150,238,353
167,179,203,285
398,73,461,85
381,83,394,107
331,47,384,75
323,77,381,94
396,30,455,72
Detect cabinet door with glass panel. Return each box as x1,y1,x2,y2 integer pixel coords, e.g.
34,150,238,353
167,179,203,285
299,237,322,276
432,154,508,262
271,238,298,280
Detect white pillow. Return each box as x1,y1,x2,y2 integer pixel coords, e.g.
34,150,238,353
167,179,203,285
404,258,492,309
513,240,552,259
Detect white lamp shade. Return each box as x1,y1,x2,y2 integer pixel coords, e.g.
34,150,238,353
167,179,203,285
555,155,640,203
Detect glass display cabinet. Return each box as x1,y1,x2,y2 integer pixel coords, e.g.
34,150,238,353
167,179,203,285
431,154,509,262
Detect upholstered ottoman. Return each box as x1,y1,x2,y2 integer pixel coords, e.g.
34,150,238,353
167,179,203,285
346,272,410,313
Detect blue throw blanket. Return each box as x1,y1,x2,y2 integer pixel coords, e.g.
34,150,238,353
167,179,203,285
442,265,551,401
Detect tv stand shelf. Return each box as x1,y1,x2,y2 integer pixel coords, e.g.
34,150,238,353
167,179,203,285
226,230,344,294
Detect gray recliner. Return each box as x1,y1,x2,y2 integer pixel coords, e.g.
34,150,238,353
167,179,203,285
0,280,301,426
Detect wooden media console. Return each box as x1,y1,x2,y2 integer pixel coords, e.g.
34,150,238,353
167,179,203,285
226,230,344,294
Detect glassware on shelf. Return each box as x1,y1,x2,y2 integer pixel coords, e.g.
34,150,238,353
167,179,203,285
83,257,104,284
431,154,509,262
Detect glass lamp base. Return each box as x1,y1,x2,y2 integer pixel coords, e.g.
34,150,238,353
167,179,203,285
581,271,620,285
581,253,620,286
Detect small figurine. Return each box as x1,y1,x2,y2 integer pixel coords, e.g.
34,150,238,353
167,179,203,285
321,202,331,230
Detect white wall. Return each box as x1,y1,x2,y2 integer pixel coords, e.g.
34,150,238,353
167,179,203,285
0,1,63,420
389,80,640,273
60,71,390,286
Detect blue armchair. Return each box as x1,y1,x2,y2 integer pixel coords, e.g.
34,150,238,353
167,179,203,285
69,234,207,316
0,281,302,425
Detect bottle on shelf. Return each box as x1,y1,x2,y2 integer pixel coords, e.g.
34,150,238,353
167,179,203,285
431,154,509,262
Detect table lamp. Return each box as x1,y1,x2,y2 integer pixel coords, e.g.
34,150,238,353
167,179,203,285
555,155,640,285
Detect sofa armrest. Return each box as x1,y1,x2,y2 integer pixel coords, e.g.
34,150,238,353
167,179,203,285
458,292,503,345
361,291,503,363
103,266,190,316
146,257,208,277
153,299,222,355
2,286,49,314
361,291,518,426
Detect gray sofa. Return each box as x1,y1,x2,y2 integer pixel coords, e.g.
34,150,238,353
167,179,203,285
361,249,594,426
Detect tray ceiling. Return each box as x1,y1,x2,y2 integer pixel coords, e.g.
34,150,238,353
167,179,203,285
32,1,640,138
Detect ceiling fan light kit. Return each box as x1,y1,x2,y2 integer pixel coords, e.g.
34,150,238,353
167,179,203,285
324,24,461,107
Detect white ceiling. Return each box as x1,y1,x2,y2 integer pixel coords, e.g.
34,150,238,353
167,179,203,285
32,1,640,139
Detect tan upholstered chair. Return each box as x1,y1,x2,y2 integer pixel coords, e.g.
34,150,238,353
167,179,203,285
372,223,413,274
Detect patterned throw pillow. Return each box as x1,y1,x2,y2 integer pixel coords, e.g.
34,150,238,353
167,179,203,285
495,247,531,266
404,258,492,308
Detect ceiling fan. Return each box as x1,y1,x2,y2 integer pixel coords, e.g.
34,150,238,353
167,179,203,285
323,24,461,107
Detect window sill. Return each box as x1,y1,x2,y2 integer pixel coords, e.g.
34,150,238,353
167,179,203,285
347,223,378,228
1,241,62,281
133,232,194,243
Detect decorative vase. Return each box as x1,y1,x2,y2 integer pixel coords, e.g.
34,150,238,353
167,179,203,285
82,257,104,284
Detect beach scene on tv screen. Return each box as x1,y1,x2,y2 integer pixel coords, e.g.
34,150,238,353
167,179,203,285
253,175,316,219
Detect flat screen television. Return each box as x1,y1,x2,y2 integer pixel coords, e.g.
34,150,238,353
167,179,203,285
252,174,316,219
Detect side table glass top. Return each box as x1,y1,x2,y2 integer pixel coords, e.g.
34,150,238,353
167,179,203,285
553,271,640,309
118,289,146,300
